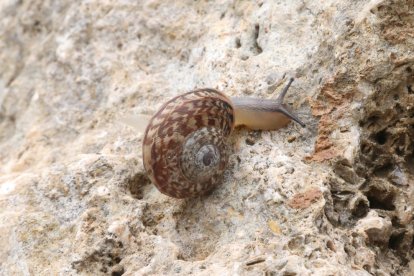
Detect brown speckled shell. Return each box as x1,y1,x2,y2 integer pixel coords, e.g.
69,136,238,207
142,89,235,198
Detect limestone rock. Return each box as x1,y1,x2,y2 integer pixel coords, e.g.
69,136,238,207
355,210,392,245
1,0,413,275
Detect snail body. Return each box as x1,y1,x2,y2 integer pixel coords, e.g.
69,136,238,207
142,78,305,198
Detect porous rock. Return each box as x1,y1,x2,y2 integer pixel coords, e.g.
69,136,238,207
1,0,413,275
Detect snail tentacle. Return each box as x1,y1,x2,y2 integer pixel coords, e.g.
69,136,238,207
231,78,305,130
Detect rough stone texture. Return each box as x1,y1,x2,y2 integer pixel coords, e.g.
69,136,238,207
0,0,413,275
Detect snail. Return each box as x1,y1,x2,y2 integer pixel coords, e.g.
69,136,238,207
130,78,305,198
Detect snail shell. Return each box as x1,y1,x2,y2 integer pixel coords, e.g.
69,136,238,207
142,79,305,198
142,89,235,198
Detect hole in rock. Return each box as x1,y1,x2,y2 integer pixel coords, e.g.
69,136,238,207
363,264,371,273
389,231,406,250
235,37,241,48
373,162,393,177
394,136,406,156
405,152,414,175
407,85,413,94
374,130,388,145
352,199,369,218
391,216,402,227
245,137,255,145
365,115,380,128
365,186,396,211
128,172,151,199
111,266,125,276
412,235,414,249
361,142,371,154
253,24,263,54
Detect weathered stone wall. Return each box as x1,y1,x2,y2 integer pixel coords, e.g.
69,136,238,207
0,0,413,275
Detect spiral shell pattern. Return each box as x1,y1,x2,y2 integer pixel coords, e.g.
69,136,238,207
142,89,235,198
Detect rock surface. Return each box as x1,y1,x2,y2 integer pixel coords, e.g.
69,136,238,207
1,0,413,275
